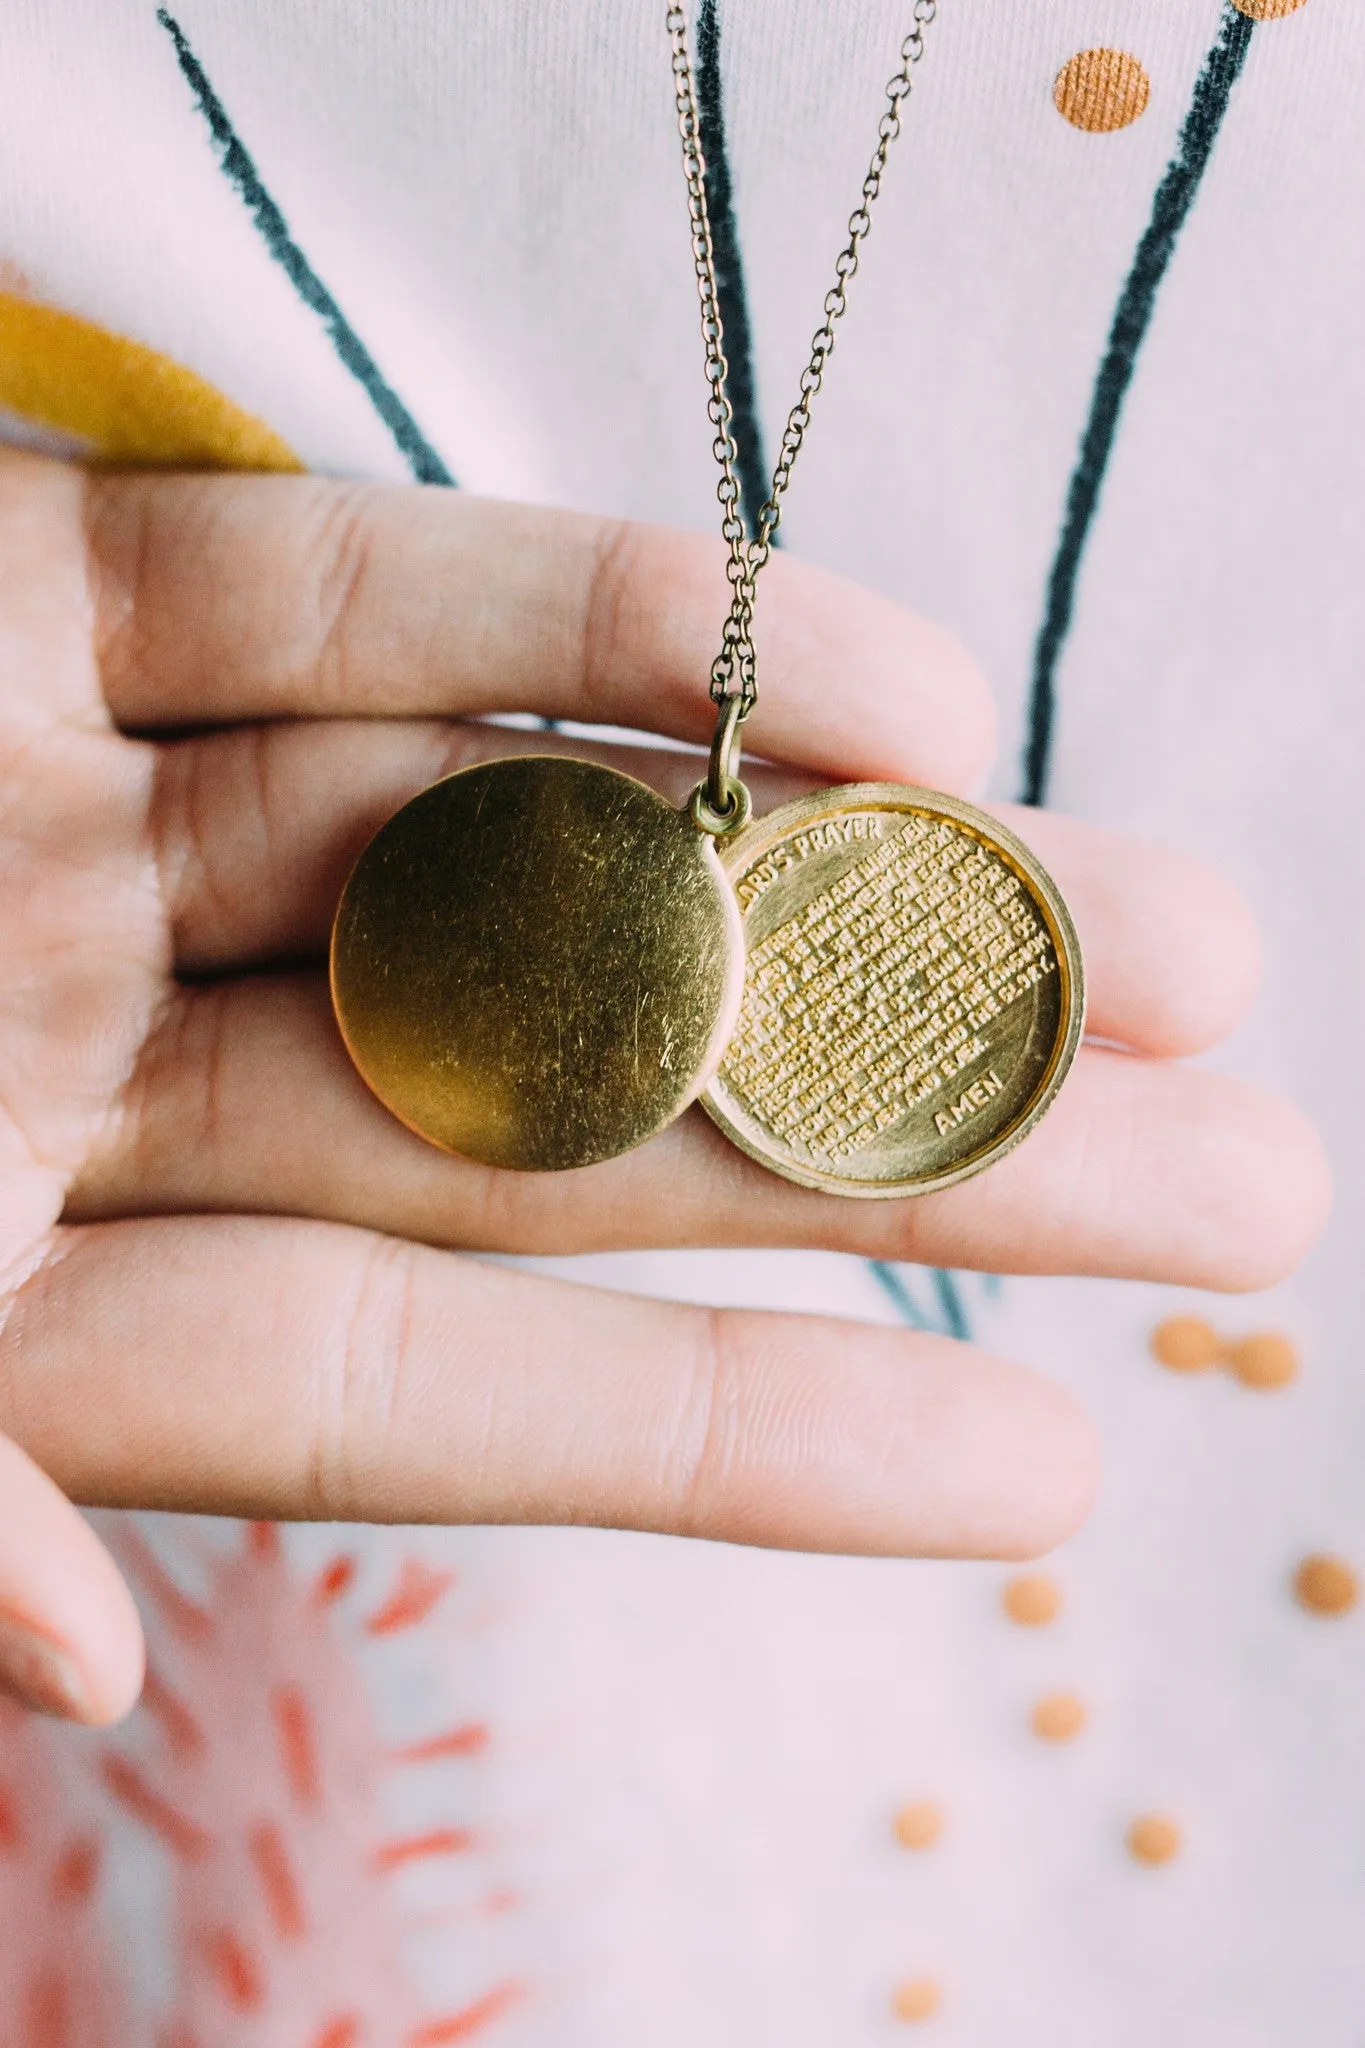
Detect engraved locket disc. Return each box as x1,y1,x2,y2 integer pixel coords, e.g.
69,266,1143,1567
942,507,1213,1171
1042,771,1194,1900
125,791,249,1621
332,755,744,1172
703,784,1084,1198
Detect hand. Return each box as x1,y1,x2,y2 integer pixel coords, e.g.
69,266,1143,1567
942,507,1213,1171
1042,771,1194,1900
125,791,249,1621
0,451,1328,1722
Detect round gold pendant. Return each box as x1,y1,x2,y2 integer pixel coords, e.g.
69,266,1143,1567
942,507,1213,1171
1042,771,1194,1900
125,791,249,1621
331,755,744,1172
702,784,1084,1198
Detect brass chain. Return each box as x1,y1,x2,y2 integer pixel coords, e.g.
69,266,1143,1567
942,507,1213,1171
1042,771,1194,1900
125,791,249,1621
668,0,937,743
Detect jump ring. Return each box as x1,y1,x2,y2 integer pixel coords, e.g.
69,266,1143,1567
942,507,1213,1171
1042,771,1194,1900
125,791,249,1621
689,777,752,838
690,692,752,837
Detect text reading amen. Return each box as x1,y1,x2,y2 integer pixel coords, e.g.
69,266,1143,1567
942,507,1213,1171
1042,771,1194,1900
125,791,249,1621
934,1068,1004,1138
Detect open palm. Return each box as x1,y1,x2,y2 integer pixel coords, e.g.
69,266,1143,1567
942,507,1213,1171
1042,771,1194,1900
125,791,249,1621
0,450,1327,1721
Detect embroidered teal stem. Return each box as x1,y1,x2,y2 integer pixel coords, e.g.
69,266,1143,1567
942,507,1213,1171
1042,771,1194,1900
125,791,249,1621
1022,4,1255,805
696,0,771,541
158,9,454,487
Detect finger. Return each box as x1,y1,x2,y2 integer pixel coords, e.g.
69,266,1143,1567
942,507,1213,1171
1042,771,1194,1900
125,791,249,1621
151,719,1258,1057
75,974,1330,1293
0,455,100,725
996,803,1262,1057
0,1435,144,1724
152,716,804,966
2,1216,1097,1558
85,471,996,790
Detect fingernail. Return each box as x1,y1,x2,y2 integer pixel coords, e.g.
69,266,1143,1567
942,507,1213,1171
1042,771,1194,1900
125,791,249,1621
0,1603,94,1721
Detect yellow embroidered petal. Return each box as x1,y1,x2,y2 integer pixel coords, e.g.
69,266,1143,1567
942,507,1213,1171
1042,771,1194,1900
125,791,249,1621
0,293,299,471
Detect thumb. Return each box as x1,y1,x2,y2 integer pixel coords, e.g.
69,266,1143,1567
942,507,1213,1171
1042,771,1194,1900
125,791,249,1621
0,1434,144,1725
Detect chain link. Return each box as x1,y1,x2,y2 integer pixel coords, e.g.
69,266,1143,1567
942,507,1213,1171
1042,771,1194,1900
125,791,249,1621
668,1,936,718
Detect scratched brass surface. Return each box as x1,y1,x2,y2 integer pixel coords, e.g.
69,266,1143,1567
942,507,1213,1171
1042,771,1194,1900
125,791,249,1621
331,756,744,1172
703,785,1084,1198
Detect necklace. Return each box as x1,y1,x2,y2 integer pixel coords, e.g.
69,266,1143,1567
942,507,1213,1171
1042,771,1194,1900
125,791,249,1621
669,3,1085,1197
331,4,1082,1188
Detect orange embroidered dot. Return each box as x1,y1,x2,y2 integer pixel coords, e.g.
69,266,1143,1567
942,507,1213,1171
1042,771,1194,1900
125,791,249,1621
892,1978,942,2024
1126,1813,1182,1866
1226,1331,1299,1391
1002,1573,1061,1627
893,1801,945,1851
1150,1316,1222,1372
1293,1554,1360,1617
1030,1692,1086,1743
1233,0,1308,17
1054,48,1151,134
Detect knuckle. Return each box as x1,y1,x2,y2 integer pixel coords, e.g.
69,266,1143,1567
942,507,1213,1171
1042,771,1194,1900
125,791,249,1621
578,518,644,720
312,1233,419,1519
303,485,381,707
672,1304,740,1529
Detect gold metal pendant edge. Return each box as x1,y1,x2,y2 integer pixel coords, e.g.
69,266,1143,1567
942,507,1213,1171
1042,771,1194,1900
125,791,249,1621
701,782,1086,1201
330,753,747,1174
